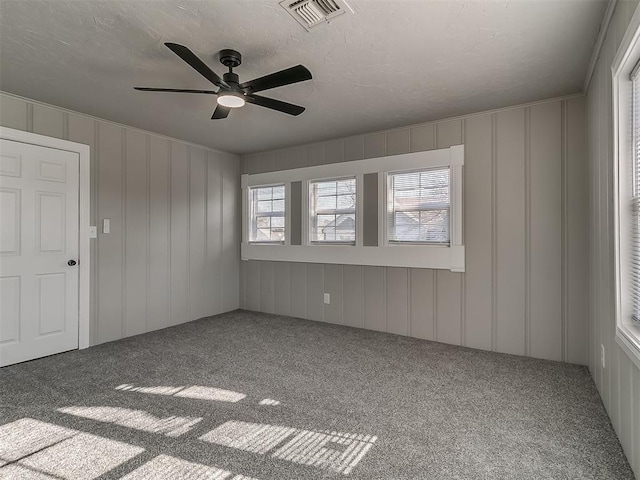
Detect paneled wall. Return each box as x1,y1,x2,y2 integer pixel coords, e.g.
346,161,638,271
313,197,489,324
0,92,240,346
240,96,589,365
587,0,640,476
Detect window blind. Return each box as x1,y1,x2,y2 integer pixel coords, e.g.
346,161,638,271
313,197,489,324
387,168,450,244
632,73,640,323
310,177,356,243
249,185,285,243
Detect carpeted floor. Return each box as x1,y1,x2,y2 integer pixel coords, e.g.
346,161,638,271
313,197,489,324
0,310,634,479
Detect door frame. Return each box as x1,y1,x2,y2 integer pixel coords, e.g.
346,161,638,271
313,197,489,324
0,126,91,349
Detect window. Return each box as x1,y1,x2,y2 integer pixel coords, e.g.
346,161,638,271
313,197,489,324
612,10,640,368
248,185,285,243
631,70,640,325
309,177,356,243
387,168,450,244
241,144,465,271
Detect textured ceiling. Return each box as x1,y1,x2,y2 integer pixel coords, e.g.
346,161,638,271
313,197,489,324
0,0,606,154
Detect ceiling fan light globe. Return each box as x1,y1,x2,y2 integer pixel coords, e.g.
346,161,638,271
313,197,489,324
217,94,245,108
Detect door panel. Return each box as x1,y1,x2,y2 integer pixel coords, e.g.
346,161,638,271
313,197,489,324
0,276,20,344
37,192,66,253
37,273,66,336
0,139,79,366
0,188,20,255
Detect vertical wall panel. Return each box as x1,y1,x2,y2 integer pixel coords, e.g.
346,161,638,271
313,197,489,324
289,145,308,169
364,266,386,332
306,263,324,322
495,109,526,355
97,122,124,343
409,269,435,341
529,102,562,361
436,272,462,345
386,129,410,155
566,97,589,365
207,154,223,315
239,260,247,309
344,136,364,161
32,104,64,139
169,142,190,325
436,120,462,148
463,114,493,351
362,173,379,247
189,147,207,321
308,144,325,167
124,130,148,336
246,260,261,312
324,139,345,164
364,133,386,159
148,136,171,331
221,152,240,312
410,124,436,152
436,119,463,346
290,262,307,319
386,267,408,336
290,181,302,246
272,149,291,172
259,261,275,314
274,262,291,316
343,265,364,328
0,95,28,130
324,265,343,325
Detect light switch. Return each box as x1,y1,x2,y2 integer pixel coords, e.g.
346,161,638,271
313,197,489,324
102,219,110,234
88,226,97,238
324,293,330,304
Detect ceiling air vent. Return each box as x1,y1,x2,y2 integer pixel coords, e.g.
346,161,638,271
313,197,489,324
280,0,354,31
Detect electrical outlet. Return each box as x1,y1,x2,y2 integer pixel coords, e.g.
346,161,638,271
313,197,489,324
601,344,606,369
323,293,330,304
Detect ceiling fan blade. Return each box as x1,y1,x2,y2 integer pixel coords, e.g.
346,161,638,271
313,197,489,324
164,42,229,89
239,65,312,93
246,95,305,116
134,87,218,94
211,104,231,119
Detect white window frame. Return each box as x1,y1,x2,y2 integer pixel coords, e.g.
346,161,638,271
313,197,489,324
241,145,464,272
308,176,357,245
247,183,287,244
384,167,452,246
612,6,640,369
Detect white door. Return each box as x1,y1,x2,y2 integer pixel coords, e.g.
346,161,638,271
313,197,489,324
0,139,80,367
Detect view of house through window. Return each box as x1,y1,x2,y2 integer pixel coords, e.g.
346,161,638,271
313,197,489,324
249,184,285,243
309,177,356,243
387,168,450,244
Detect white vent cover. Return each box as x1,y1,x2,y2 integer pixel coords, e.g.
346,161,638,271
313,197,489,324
280,0,354,31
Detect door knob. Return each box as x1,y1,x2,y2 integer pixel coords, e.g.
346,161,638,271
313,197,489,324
68,260,77,266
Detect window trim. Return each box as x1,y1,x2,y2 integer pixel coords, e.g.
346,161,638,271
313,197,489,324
241,145,464,272
308,176,358,245
247,183,287,245
611,5,640,369
383,167,452,246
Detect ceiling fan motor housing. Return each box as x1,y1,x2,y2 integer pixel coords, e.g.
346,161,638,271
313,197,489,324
219,49,242,68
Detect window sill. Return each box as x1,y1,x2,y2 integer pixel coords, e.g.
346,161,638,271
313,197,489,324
241,243,465,272
615,324,640,370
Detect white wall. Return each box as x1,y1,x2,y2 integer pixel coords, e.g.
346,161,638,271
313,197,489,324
0,92,241,346
239,95,589,365
587,0,640,476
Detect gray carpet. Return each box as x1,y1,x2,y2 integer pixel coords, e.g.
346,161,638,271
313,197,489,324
0,310,634,479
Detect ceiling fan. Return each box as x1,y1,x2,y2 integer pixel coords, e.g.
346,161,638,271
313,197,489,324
134,43,313,119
